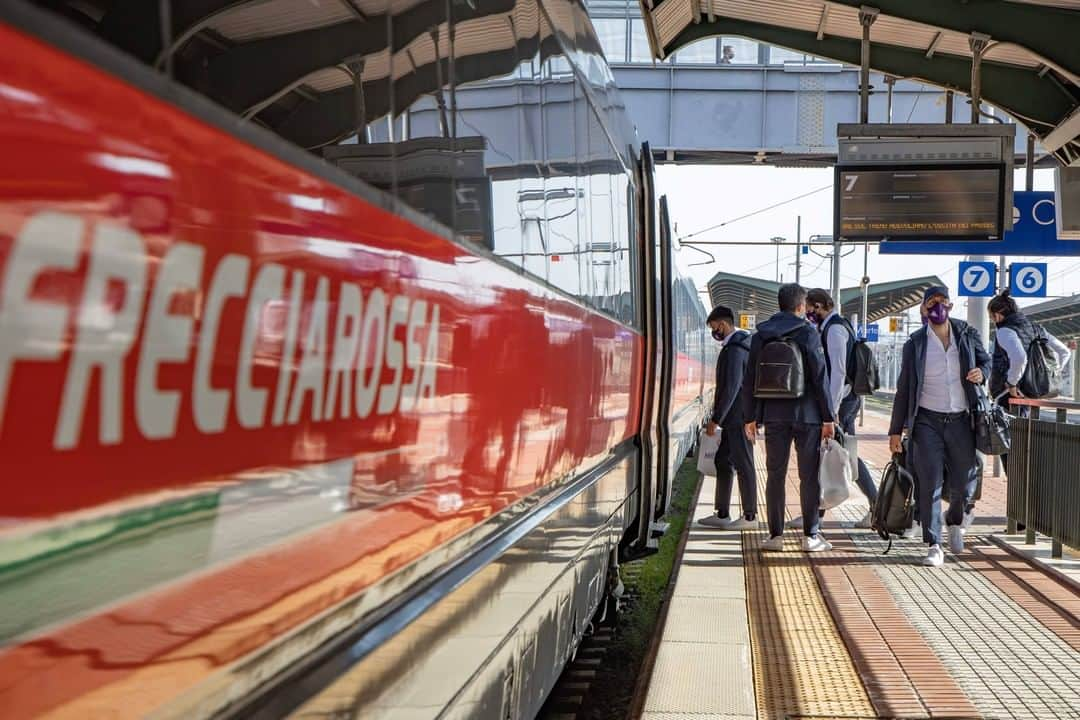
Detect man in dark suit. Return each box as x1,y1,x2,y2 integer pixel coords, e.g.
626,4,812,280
889,285,992,567
699,305,758,529
742,284,836,552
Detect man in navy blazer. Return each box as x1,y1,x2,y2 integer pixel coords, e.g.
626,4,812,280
741,284,836,553
699,305,757,529
889,285,991,567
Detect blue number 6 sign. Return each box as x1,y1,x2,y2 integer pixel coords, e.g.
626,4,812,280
1009,262,1048,298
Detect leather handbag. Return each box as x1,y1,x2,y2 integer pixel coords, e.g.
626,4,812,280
974,388,1011,456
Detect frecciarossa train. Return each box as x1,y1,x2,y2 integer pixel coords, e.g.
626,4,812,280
0,0,716,717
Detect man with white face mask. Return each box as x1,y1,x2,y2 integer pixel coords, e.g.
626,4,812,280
888,286,992,567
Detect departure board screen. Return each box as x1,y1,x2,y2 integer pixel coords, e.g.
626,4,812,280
835,165,1003,239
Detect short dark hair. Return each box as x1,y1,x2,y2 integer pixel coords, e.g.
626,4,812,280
707,305,735,324
806,288,834,310
988,290,1019,317
777,283,807,313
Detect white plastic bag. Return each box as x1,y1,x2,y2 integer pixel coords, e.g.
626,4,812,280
697,428,721,476
819,438,852,510
844,434,860,484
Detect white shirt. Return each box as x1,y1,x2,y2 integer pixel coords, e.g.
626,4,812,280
919,325,968,413
822,312,851,414
996,326,1072,386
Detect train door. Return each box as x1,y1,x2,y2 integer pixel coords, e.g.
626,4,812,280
624,142,673,561
653,195,676,520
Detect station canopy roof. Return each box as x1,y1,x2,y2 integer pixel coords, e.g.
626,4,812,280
1020,294,1080,341
706,271,945,323
639,1,1080,166
39,0,600,151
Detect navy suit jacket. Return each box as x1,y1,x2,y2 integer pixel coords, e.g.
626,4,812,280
888,318,993,437
712,329,751,426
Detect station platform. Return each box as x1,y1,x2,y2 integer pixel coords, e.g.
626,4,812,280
640,405,1080,720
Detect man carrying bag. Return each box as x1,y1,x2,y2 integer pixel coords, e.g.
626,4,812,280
699,306,758,529
742,284,836,552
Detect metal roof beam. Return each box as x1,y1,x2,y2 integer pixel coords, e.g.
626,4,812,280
816,5,829,41
663,17,1076,163
823,0,1080,87
273,34,571,148
205,0,513,113
98,0,254,64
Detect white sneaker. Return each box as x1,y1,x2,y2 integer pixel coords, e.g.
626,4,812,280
726,517,757,530
761,535,785,552
697,514,731,528
855,511,872,529
801,535,833,553
923,544,945,567
962,509,975,529
948,525,966,554
786,516,804,529
903,522,920,540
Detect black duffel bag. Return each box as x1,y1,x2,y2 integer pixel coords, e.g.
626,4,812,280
974,388,1011,456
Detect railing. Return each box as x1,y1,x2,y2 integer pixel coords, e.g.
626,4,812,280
1005,398,1080,558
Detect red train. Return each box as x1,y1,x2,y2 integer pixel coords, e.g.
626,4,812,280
0,0,716,716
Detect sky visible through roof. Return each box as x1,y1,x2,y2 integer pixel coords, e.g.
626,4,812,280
658,164,1076,321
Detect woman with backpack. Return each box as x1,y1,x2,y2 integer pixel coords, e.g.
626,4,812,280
988,291,1070,407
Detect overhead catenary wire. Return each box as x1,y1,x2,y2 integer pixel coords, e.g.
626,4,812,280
676,184,832,242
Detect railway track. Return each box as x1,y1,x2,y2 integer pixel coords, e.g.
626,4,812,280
537,465,700,720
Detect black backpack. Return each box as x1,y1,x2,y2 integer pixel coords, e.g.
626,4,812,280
753,332,805,399
850,338,880,396
1019,325,1061,399
824,316,880,396
871,447,915,554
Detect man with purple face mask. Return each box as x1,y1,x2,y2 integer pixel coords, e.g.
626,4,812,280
888,286,992,567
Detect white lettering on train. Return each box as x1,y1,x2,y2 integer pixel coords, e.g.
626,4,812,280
56,223,148,448
0,212,443,449
0,213,82,437
136,242,204,439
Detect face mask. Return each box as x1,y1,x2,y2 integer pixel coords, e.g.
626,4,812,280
806,312,818,326
927,303,949,325
711,328,725,342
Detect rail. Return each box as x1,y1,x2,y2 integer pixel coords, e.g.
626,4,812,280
1005,398,1080,559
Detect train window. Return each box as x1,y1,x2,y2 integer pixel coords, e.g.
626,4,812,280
612,172,634,325
543,52,584,298
518,13,548,282
380,9,460,243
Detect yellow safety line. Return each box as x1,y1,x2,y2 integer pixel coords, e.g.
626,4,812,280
743,449,875,720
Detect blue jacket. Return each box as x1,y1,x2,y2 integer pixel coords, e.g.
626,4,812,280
712,329,751,426
740,312,835,425
888,318,993,436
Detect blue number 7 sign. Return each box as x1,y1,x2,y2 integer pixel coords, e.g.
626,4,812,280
958,261,997,297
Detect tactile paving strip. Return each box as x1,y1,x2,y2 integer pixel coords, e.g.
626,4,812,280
852,532,1080,720
743,529,875,720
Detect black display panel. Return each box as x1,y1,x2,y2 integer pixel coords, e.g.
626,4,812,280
834,164,1004,240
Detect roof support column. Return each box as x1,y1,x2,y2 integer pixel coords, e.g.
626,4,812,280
969,33,991,124
858,6,879,124
346,61,368,143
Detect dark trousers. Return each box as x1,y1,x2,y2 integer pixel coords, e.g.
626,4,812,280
910,409,979,546
764,422,821,538
714,421,758,519
839,401,878,505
